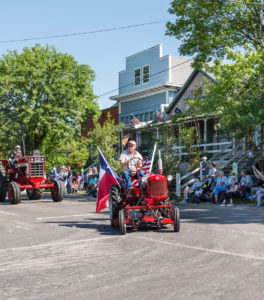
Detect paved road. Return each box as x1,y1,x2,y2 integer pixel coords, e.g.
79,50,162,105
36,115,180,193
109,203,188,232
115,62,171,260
0,194,263,300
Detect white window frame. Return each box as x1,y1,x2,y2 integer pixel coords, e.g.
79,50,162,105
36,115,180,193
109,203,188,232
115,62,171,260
134,67,141,86
142,64,150,84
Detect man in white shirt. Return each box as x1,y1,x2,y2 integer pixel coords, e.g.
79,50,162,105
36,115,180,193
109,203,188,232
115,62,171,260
180,178,203,203
119,140,144,190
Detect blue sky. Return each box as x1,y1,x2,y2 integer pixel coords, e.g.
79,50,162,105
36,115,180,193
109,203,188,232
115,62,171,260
0,0,184,109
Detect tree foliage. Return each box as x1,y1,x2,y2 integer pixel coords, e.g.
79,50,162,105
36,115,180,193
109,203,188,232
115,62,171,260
86,114,124,174
166,0,264,66
0,44,98,158
186,48,264,167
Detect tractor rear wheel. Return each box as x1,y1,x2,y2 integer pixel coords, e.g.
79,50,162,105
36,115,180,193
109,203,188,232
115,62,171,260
173,207,180,232
8,181,21,204
109,185,121,227
51,180,64,202
0,162,7,202
119,209,127,235
27,189,44,200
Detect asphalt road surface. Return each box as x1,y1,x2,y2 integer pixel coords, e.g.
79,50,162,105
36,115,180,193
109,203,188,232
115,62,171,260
0,193,263,300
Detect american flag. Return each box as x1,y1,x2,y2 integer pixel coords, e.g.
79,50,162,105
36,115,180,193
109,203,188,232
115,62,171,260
132,144,157,186
130,113,140,125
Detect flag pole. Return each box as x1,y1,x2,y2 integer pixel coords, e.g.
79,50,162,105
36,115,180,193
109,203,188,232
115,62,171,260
149,143,157,174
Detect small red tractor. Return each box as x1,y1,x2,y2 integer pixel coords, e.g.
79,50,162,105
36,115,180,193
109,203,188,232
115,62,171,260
0,151,64,204
109,153,180,235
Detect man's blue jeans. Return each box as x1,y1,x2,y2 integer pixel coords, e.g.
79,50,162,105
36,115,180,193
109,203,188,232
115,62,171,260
122,169,144,189
68,179,72,194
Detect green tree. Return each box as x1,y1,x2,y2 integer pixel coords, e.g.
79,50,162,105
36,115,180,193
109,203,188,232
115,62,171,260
86,114,124,174
0,44,98,158
166,0,264,66
186,48,264,169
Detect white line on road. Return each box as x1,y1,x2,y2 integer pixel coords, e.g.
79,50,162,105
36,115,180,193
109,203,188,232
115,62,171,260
136,236,264,261
0,236,120,252
36,213,98,220
0,211,17,216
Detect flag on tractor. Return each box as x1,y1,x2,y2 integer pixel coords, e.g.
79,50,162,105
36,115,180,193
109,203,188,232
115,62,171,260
96,148,120,214
130,113,140,125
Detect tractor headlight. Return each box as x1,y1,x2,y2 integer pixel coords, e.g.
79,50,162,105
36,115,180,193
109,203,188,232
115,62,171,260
142,176,148,183
30,157,35,162
167,175,173,182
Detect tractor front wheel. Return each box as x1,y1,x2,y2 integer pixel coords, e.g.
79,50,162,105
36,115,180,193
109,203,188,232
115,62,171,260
51,180,64,202
27,189,44,200
173,207,180,232
109,185,121,227
119,209,127,235
0,163,7,202
8,181,21,205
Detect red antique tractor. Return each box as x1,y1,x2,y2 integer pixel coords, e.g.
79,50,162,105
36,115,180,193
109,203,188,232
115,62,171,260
109,153,180,235
0,151,64,204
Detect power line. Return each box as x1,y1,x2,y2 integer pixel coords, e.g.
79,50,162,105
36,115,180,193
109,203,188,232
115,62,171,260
98,58,193,98
0,20,170,44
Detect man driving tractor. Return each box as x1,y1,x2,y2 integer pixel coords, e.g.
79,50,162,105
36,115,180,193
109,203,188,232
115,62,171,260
119,140,144,190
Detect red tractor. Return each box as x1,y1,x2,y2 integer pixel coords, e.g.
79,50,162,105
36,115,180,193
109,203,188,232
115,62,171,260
109,154,180,235
0,151,64,204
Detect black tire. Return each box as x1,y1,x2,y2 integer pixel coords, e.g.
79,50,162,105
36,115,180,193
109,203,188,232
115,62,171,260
8,181,21,205
109,185,121,227
0,162,7,202
51,180,64,202
119,209,127,235
173,207,180,232
26,189,44,200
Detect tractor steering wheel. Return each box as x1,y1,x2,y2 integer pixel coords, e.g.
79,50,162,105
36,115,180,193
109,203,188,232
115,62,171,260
127,157,145,174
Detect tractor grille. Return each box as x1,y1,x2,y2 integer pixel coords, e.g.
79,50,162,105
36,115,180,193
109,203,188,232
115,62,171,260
149,180,167,199
30,163,44,177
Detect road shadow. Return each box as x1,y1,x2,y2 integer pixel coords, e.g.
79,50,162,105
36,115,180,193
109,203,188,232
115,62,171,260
177,203,264,225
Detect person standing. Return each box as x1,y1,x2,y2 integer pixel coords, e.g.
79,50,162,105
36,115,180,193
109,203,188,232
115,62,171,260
63,166,68,194
67,165,73,194
201,157,208,178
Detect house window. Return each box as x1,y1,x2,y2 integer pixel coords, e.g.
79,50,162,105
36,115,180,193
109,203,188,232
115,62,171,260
120,117,124,124
143,65,150,83
134,68,141,86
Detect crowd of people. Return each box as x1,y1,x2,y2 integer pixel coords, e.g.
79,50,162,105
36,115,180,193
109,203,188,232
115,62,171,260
49,165,98,197
180,157,264,208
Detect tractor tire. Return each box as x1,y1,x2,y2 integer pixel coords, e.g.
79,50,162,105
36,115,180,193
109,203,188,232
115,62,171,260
26,189,44,200
51,180,64,202
0,162,7,202
173,207,180,232
109,185,121,227
8,181,21,205
119,209,127,235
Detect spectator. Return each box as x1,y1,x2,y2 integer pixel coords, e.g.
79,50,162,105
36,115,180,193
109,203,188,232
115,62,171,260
180,177,203,204
50,165,57,182
63,166,68,194
67,165,73,194
211,171,227,203
227,170,236,190
239,170,253,199
77,173,82,191
249,166,264,208
86,174,98,198
206,162,217,178
219,176,241,207
200,157,208,178
92,166,98,177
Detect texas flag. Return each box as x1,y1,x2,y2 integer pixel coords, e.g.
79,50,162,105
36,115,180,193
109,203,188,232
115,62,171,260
96,148,121,213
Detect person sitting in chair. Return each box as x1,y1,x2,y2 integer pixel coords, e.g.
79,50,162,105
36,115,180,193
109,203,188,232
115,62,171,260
119,140,144,190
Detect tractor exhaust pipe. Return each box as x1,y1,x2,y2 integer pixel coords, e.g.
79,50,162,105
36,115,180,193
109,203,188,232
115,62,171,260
21,136,26,156
158,150,162,175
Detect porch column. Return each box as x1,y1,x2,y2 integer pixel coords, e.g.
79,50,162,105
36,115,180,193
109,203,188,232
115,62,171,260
120,129,124,152
232,134,235,156
179,125,182,160
137,130,141,147
136,130,139,146
203,119,207,152
156,127,160,140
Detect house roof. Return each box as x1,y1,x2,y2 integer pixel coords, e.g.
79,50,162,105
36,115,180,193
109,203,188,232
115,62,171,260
166,69,216,114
